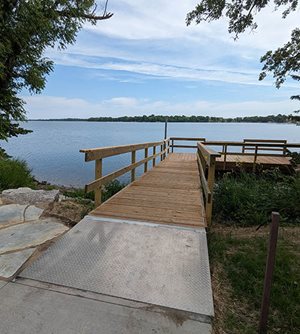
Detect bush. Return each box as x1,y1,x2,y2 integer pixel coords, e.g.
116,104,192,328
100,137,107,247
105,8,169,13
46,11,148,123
63,180,126,203
213,170,300,226
0,158,35,190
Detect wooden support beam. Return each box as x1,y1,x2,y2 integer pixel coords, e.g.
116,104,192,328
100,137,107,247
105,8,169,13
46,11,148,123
153,146,156,167
94,159,102,207
144,148,148,173
131,151,136,182
205,157,216,225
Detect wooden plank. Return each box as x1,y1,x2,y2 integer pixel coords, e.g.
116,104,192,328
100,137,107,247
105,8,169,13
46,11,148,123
170,137,206,141
90,153,207,228
81,140,165,161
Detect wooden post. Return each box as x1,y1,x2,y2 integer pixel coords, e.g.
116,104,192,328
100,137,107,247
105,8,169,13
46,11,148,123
171,139,174,153
94,159,102,207
153,146,156,167
160,145,163,161
223,144,227,170
206,157,216,225
131,150,136,182
164,117,168,139
144,147,148,173
259,212,280,334
167,139,170,154
253,145,258,172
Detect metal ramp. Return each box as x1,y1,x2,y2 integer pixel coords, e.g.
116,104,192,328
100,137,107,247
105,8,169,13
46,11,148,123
21,215,214,322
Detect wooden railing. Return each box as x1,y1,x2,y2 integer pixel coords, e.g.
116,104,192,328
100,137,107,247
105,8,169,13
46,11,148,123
242,139,288,155
169,137,206,151
203,141,300,171
80,139,171,206
196,142,221,225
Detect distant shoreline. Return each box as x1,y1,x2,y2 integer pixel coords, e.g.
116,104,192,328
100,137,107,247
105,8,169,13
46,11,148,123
28,114,299,123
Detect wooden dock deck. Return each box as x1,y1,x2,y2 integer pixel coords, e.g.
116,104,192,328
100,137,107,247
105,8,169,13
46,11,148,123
91,153,206,227
81,137,300,227
215,154,292,170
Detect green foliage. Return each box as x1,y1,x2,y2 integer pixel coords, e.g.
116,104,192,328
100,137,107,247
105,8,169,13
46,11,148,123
0,0,112,141
213,170,300,226
63,180,125,203
41,113,297,123
209,231,300,333
0,158,35,190
102,179,125,202
187,1,300,112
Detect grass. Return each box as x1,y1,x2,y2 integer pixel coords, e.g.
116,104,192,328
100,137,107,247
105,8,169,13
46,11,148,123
209,227,300,334
0,157,35,190
213,170,300,226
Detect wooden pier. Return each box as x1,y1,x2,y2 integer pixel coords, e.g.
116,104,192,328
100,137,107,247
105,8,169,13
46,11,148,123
81,137,300,226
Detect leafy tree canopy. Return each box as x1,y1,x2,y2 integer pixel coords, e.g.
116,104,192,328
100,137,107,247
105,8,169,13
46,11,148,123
0,0,112,141
187,1,300,112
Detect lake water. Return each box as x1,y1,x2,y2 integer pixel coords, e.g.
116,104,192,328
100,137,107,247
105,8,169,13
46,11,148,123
1,121,299,187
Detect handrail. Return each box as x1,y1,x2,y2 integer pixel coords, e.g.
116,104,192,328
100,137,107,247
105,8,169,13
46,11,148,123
203,141,300,148
197,142,220,226
169,137,206,151
203,140,300,171
81,138,171,206
80,139,168,161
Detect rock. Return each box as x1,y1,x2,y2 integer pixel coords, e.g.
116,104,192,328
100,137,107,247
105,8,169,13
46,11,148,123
0,248,36,280
1,188,59,208
24,206,44,222
0,204,44,227
0,204,27,226
0,218,68,254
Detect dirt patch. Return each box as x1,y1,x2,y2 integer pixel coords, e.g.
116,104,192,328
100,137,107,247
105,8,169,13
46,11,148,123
44,200,93,226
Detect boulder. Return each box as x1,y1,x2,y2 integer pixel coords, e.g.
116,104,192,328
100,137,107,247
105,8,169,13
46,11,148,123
1,188,59,208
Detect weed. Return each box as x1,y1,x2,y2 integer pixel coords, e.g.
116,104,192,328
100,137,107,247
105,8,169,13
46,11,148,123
213,170,300,226
0,158,35,190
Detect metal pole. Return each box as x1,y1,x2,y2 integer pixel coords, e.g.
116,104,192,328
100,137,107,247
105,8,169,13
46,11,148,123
164,117,168,140
259,212,280,334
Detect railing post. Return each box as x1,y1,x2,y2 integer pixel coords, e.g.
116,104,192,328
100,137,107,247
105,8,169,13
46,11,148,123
206,156,216,225
223,144,227,170
259,212,280,334
167,139,170,154
253,145,258,172
160,144,163,161
144,147,148,172
131,150,136,182
95,159,102,207
171,139,174,153
153,146,156,167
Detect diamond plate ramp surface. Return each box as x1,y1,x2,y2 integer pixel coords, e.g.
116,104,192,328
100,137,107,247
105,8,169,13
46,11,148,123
21,217,213,317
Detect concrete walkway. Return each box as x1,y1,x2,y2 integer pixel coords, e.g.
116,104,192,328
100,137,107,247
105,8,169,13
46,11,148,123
0,188,214,333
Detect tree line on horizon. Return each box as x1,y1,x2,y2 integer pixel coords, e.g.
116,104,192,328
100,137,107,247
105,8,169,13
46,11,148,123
33,114,300,123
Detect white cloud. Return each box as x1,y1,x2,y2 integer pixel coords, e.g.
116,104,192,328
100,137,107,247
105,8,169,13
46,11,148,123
24,95,299,119
43,1,299,90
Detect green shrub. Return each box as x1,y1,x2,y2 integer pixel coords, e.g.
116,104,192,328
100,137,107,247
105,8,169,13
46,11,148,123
213,170,300,226
0,158,35,190
63,180,126,203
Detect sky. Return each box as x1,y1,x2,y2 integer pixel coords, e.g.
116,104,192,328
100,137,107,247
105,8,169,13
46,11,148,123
24,1,300,119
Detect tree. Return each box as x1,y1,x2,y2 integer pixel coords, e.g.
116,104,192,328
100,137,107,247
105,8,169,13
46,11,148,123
186,1,300,112
0,0,112,142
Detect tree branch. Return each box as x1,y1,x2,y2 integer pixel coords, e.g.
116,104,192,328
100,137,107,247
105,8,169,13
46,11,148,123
56,10,113,21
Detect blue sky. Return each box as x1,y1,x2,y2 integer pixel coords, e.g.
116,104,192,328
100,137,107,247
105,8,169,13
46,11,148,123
24,0,300,119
